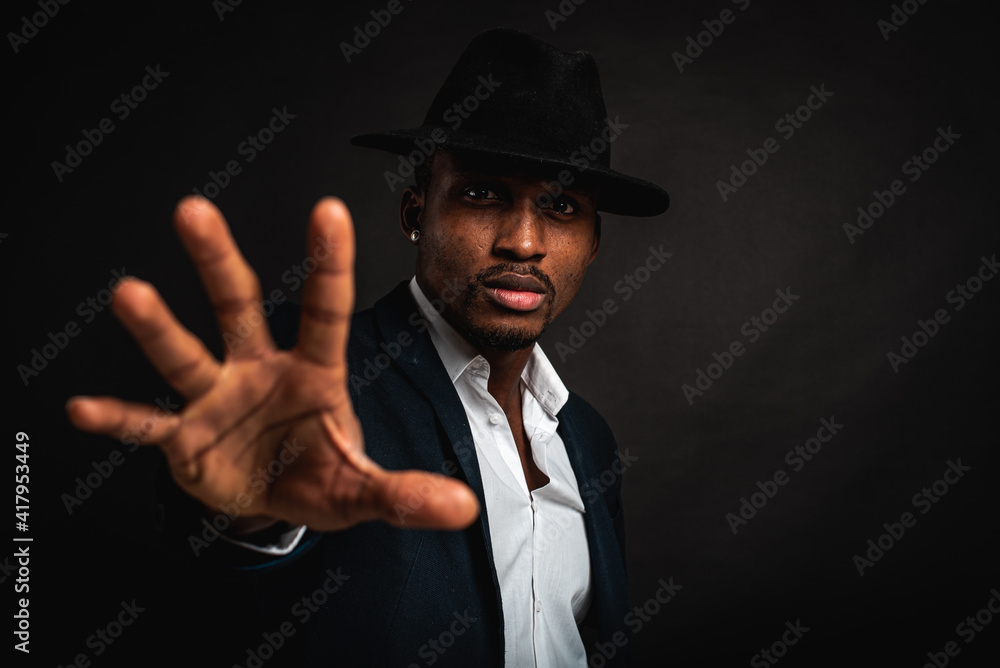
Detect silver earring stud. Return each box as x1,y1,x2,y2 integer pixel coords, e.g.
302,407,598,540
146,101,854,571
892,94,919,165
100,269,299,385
410,229,421,243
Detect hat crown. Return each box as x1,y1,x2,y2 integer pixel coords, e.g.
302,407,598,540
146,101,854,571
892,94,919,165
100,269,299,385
422,28,612,168
350,28,669,216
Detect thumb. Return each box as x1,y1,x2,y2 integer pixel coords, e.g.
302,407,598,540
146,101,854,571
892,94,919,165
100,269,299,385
366,468,480,530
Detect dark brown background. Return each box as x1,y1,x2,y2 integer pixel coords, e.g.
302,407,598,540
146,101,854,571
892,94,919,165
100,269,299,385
6,0,998,665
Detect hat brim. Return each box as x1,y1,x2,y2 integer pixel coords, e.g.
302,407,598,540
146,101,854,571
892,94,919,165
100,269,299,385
351,127,669,217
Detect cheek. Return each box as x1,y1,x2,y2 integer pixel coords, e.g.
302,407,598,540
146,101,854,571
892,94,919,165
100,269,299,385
420,224,484,287
555,234,596,280
550,249,595,310
422,237,461,284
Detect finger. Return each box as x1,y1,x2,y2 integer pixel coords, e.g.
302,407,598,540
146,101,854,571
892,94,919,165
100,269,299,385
66,396,181,447
318,397,479,530
174,196,275,357
297,197,354,368
111,278,220,400
364,468,481,530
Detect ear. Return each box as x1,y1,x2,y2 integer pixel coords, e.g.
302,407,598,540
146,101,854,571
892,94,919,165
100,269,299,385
399,185,424,241
588,214,602,265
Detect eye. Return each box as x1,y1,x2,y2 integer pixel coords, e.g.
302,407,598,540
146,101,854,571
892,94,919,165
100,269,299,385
462,186,501,201
546,197,577,216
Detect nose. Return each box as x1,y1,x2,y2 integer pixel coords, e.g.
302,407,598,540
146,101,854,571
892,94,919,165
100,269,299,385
493,199,547,261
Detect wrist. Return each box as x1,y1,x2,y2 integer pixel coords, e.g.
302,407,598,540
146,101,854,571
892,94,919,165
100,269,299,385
199,503,282,536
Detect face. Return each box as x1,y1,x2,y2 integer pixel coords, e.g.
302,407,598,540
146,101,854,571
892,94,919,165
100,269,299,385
404,149,601,352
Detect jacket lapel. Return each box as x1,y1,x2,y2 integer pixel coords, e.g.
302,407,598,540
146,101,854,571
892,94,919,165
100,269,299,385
371,280,626,648
558,400,630,639
371,281,506,635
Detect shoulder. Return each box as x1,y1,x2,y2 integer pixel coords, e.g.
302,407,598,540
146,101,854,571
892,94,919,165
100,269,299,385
559,390,619,476
562,390,615,440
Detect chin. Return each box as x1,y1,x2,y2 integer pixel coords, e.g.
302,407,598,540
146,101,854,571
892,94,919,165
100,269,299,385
465,320,546,352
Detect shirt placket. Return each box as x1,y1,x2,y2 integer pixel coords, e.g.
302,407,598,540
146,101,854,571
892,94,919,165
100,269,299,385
530,493,543,665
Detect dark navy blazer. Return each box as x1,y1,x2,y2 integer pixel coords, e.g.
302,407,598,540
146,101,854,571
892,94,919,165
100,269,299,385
185,280,629,666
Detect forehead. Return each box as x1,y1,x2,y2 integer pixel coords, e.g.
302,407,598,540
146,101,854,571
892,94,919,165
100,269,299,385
433,149,599,197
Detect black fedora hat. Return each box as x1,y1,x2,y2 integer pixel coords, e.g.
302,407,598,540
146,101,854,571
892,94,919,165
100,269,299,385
351,28,669,217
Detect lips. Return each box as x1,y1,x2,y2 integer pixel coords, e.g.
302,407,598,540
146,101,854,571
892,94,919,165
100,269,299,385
484,274,546,293
483,273,548,312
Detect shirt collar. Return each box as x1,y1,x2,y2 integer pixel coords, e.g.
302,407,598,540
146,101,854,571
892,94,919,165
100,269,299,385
408,277,569,417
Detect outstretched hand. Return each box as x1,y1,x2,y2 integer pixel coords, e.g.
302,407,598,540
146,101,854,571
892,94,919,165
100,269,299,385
66,196,479,532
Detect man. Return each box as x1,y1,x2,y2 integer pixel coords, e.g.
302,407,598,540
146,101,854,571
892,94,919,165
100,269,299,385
66,28,668,666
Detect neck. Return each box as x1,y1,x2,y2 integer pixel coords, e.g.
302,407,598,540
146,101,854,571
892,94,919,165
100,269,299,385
413,274,536,412
480,346,533,412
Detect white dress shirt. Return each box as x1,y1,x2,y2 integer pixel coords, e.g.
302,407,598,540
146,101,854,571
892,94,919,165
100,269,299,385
409,277,592,667
221,278,593,666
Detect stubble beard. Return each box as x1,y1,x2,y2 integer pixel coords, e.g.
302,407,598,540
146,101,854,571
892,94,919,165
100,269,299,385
458,265,557,352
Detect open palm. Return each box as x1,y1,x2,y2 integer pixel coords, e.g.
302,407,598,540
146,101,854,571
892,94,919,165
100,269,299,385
66,196,478,532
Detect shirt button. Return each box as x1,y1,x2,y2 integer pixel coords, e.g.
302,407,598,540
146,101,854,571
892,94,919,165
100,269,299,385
535,601,542,612
489,413,503,425
530,499,539,512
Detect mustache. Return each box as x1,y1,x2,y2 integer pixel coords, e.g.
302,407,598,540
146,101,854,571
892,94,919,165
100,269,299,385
473,263,555,295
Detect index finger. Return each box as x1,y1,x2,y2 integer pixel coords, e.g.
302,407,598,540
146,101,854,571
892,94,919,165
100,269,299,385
296,198,355,368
